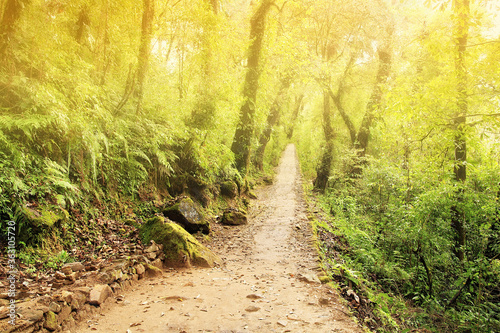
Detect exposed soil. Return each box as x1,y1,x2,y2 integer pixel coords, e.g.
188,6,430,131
75,144,363,333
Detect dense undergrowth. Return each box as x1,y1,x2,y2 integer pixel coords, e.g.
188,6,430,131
302,154,500,332
0,62,285,272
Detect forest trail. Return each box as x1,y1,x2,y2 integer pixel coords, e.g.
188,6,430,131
75,144,362,333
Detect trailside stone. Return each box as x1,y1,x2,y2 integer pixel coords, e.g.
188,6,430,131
110,269,123,281
140,217,221,268
43,311,58,331
96,272,113,284
298,273,321,284
20,308,44,322
60,291,73,304
89,284,113,306
134,264,145,275
70,291,88,310
220,209,247,226
48,302,61,313
61,262,85,273
245,306,260,312
61,266,72,275
57,305,72,324
144,264,163,278
163,197,210,234
145,241,159,253
151,258,163,270
73,287,91,297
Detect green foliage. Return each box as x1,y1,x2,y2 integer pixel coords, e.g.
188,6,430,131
307,156,500,332
18,248,72,271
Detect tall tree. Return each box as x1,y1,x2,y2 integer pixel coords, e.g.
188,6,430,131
309,0,341,192
135,0,155,115
231,0,274,174
313,87,335,191
286,93,304,139
0,0,25,59
451,0,470,262
189,0,219,130
253,75,292,170
326,26,393,176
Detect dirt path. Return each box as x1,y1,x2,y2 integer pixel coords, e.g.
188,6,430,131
76,144,362,333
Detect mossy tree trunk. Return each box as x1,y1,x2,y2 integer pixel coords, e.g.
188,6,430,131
286,93,304,139
451,0,469,262
327,40,392,177
352,46,391,174
254,76,292,170
231,0,274,174
0,0,25,59
189,0,218,130
135,0,155,115
313,89,335,192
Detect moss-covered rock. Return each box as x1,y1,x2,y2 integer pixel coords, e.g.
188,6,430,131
220,181,238,198
123,218,140,229
43,311,58,331
220,209,247,226
17,205,69,245
139,217,221,268
163,197,210,234
21,205,68,228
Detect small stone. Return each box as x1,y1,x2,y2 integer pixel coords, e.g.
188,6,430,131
135,264,146,275
57,305,72,324
44,311,58,331
245,306,260,312
49,302,62,313
89,284,113,306
246,294,263,300
97,272,113,284
61,266,72,275
66,272,78,282
111,269,123,281
144,264,163,278
70,291,88,310
145,241,159,253
73,287,91,297
277,320,288,327
55,271,66,280
319,297,329,305
61,291,73,304
298,273,321,284
151,258,163,269
20,308,44,322
62,262,85,272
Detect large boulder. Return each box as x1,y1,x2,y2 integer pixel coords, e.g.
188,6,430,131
163,197,210,234
139,217,221,268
